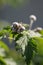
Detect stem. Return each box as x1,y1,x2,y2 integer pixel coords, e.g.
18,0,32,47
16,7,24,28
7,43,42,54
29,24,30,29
29,20,33,30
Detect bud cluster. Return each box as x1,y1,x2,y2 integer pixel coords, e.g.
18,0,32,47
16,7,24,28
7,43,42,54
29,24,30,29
11,22,25,33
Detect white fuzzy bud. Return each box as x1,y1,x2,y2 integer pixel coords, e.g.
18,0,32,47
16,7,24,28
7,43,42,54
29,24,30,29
29,15,37,21
12,22,19,26
34,27,43,32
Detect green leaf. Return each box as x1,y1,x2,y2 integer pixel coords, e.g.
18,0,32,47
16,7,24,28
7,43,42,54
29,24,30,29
16,34,27,53
3,26,11,30
0,57,6,65
16,31,37,65
24,38,37,65
38,30,43,35
0,41,9,51
34,37,43,55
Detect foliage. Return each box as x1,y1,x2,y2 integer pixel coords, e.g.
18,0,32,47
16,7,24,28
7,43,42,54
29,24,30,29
0,22,43,65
